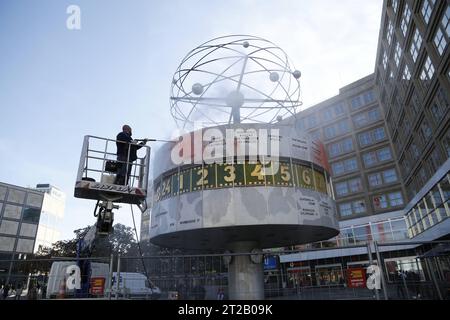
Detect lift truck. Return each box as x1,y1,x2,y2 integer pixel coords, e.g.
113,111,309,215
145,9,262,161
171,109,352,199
74,135,151,236
70,135,151,297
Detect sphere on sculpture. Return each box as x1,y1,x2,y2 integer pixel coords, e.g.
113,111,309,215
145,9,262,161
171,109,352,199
192,83,204,95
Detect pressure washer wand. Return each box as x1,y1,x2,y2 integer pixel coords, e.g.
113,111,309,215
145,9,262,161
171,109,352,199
134,138,177,143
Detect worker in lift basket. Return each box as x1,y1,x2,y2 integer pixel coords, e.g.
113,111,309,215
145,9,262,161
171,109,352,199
114,125,147,186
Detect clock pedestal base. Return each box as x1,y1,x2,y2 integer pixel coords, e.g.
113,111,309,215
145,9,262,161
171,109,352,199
227,241,264,300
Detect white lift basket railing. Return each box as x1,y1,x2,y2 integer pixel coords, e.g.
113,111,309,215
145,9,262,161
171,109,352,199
74,135,151,211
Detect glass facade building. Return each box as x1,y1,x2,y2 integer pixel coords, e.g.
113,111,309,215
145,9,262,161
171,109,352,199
33,184,65,253
287,75,406,223
0,182,65,284
284,0,450,248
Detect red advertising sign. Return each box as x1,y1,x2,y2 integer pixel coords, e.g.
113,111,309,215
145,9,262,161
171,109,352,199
311,141,331,173
90,277,105,295
346,268,366,288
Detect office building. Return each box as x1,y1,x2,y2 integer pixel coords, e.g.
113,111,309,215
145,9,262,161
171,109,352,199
0,182,65,284
33,184,65,253
374,0,450,240
278,0,450,290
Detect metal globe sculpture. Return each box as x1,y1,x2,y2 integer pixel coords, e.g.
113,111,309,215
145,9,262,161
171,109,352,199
170,35,302,129
152,35,338,300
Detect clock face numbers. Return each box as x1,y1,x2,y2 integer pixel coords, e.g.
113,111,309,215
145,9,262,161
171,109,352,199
154,160,329,203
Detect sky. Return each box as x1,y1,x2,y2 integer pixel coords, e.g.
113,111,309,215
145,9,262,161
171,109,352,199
0,0,383,241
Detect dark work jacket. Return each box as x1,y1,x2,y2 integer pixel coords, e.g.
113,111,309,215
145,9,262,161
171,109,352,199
116,132,143,162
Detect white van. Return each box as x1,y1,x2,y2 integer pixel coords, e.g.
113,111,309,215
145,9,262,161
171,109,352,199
111,272,161,299
46,261,110,299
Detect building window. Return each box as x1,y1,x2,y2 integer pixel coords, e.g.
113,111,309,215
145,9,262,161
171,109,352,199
324,120,350,140
324,126,336,139
310,130,321,141
410,28,423,63
334,178,363,197
353,200,366,214
409,90,419,116
329,144,340,157
359,132,372,147
369,173,383,187
402,64,411,81
420,56,435,82
443,129,450,158
363,152,378,167
332,158,359,176
436,6,450,56
401,4,412,36
339,203,352,217
363,91,375,104
431,87,449,125
0,237,15,252
352,107,381,128
421,0,436,24
336,182,349,196
430,101,445,123
373,127,386,141
373,195,389,209
350,90,376,111
368,108,381,122
295,118,305,131
419,167,428,182
332,162,345,175
23,208,41,223
382,51,388,70
358,127,386,147
430,148,442,171
0,220,19,236
3,204,22,219
338,120,350,135
26,193,43,208
328,138,354,157
392,0,399,14
437,87,449,108
334,103,345,116
411,143,420,160
388,192,404,206
304,114,317,129
378,147,392,161
421,120,433,140
344,158,358,172
322,103,346,122
0,186,7,201
351,96,363,110
348,178,363,193
323,108,334,121
353,114,367,128
400,157,411,177
339,200,366,217
369,169,398,187
383,168,398,183
7,189,26,204
434,28,447,55
387,20,394,45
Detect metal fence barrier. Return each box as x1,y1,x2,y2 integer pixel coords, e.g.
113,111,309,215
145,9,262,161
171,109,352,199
1,240,449,300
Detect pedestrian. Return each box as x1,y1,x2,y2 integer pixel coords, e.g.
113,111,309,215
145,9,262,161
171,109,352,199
2,284,9,300
27,283,37,300
36,284,42,300
411,271,421,299
15,284,22,300
396,270,406,299
42,284,47,300
217,288,225,300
